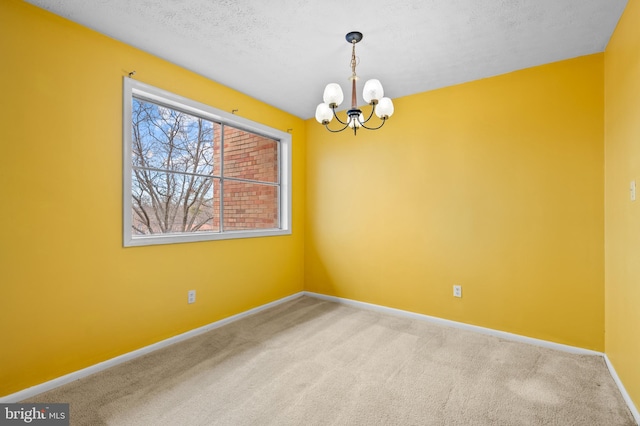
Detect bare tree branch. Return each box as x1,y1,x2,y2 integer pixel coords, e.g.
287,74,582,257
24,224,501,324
130,98,216,235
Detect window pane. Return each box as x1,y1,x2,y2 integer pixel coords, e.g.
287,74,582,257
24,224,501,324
223,125,278,183
223,181,278,230
132,98,217,176
132,169,219,235
124,79,291,247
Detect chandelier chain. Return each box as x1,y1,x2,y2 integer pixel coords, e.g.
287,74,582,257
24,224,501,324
350,40,358,79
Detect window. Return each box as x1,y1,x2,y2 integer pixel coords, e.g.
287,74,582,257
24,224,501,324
123,79,291,247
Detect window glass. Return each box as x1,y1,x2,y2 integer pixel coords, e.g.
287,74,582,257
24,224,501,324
123,78,291,246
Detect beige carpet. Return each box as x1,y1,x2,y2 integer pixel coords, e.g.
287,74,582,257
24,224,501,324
26,296,635,425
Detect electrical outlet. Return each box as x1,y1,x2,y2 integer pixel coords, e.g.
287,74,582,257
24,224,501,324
631,180,636,202
453,285,462,298
188,290,196,304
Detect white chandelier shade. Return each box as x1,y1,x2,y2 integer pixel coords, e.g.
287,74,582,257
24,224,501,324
375,97,394,119
323,83,344,107
362,79,383,104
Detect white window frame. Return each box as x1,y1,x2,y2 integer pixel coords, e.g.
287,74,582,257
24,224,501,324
123,78,292,247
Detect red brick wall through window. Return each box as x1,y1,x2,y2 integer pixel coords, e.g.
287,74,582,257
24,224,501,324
211,125,279,231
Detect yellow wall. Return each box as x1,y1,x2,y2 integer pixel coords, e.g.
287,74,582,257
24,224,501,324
604,0,640,410
4,0,635,404
0,0,305,397
306,54,605,351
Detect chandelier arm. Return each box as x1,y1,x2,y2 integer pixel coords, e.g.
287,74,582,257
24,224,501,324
331,106,350,126
359,104,377,124
358,117,388,131
332,116,349,126
324,121,352,133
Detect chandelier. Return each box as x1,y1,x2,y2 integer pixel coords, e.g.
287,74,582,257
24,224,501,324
315,31,394,135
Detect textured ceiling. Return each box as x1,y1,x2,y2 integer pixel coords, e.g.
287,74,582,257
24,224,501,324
25,0,627,119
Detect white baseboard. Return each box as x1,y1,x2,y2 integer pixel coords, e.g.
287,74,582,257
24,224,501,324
604,354,640,424
0,292,305,403
304,291,601,355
